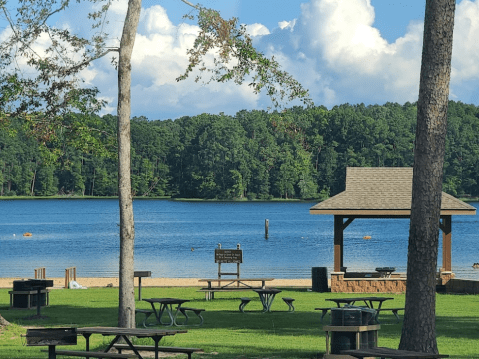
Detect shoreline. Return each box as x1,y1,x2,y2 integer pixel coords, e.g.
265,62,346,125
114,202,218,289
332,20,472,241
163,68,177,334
0,277,314,289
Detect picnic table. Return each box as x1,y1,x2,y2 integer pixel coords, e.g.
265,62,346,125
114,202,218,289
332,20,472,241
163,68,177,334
198,278,274,300
143,298,190,326
253,288,282,312
341,347,449,359
375,267,396,278
199,277,274,289
326,296,394,310
76,326,186,359
325,296,397,323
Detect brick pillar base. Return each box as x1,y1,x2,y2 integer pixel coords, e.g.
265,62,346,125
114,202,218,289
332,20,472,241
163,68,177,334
439,270,455,285
330,272,345,293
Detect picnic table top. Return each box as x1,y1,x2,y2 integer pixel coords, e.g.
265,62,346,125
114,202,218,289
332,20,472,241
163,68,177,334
341,347,448,359
326,296,394,309
76,326,187,337
326,296,394,305
326,296,394,302
142,298,190,305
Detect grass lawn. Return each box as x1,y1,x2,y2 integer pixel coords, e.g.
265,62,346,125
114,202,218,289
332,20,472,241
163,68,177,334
0,287,478,358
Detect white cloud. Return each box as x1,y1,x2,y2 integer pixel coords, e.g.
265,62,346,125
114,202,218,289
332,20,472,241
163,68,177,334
142,5,174,34
249,0,425,107
278,19,296,31
451,0,479,83
272,0,479,108
245,23,271,37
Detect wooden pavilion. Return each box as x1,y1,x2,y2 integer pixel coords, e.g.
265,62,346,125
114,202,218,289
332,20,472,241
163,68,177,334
310,167,476,293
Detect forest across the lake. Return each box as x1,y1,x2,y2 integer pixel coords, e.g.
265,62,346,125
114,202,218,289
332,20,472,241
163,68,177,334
2,101,478,200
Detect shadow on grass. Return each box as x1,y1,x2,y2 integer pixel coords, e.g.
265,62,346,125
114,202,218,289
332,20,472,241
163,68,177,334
0,304,119,327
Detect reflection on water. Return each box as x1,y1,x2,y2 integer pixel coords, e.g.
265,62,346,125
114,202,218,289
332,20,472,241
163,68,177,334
0,199,478,280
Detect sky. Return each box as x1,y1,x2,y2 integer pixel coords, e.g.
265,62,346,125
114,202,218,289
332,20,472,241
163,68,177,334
2,0,479,121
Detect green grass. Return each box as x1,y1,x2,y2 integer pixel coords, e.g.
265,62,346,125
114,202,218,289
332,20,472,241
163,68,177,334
1,287,478,358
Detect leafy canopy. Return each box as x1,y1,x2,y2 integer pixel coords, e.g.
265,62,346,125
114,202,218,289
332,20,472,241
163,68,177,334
177,7,313,109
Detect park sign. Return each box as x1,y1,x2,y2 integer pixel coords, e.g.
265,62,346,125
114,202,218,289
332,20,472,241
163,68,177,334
215,249,243,263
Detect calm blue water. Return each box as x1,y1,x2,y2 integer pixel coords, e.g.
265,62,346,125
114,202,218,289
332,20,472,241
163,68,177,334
0,199,478,280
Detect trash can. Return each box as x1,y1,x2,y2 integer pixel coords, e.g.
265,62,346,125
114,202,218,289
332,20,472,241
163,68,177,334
330,307,361,354
330,306,377,354
312,267,328,292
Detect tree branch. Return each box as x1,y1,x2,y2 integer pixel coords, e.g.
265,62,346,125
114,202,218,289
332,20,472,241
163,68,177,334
1,5,43,61
179,0,201,10
62,47,119,76
39,1,69,27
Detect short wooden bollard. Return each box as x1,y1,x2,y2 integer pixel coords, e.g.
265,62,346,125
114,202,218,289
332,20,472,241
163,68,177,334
265,219,269,239
64,267,76,289
35,267,46,279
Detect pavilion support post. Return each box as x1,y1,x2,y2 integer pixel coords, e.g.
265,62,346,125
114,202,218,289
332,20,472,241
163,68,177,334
334,216,344,273
440,215,452,272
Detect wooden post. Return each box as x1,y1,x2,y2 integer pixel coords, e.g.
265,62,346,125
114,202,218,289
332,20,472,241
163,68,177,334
441,215,452,272
333,216,355,273
236,244,241,286
333,216,344,273
265,219,269,239
65,267,77,289
34,267,46,279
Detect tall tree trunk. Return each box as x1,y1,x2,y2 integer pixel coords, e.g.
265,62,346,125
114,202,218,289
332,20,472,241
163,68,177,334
399,0,455,352
117,0,142,328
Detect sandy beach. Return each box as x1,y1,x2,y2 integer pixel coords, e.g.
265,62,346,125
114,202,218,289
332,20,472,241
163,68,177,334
0,277,313,289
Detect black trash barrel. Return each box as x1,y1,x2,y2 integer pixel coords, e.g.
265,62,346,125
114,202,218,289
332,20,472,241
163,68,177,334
361,308,377,325
312,267,328,292
331,332,356,354
330,308,360,354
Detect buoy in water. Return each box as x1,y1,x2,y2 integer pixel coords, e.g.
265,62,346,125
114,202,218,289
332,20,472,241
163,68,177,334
363,235,371,240
23,232,32,237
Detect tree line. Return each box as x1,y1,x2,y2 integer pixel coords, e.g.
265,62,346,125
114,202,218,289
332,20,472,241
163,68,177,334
1,100,478,199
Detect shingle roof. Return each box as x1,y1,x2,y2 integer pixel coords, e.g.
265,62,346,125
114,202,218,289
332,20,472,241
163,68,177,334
310,167,476,216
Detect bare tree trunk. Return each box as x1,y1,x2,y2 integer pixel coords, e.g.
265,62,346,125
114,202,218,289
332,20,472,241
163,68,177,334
117,0,142,328
399,0,455,352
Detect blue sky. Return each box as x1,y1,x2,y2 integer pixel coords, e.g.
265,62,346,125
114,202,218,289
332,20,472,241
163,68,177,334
2,0,478,120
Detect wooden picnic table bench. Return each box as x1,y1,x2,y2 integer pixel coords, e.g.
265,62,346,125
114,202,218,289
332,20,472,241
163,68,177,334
314,307,335,323
175,306,205,326
76,326,187,359
198,278,274,300
26,327,139,359
114,344,204,359
375,307,405,323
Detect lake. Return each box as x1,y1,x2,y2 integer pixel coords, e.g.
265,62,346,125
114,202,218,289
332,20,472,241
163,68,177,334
1,199,478,280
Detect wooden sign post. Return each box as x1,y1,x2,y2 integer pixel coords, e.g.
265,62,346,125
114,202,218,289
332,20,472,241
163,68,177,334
215,243,243,286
